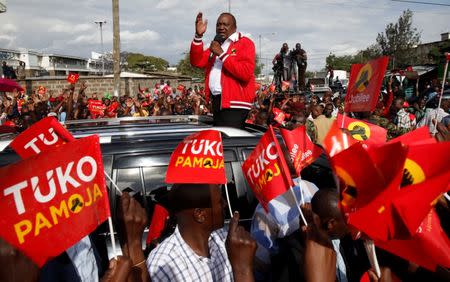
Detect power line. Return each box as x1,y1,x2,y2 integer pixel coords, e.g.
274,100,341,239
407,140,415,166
391,0,450,7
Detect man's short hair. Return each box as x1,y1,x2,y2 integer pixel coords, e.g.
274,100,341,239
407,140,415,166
168,183,215,213
311,189,341,220
219,12,237,28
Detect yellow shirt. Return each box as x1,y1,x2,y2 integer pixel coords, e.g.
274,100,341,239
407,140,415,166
313,115,335,145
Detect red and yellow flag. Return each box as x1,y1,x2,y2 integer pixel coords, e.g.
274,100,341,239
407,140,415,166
337,114,387,145
242,126,293,211
344,56,389,112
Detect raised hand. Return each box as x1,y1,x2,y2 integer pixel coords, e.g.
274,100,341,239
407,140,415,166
225,211,257,282
119,192,148,252
118,192,150,282
300,203,332,248
301,204,337,282
195,12,208,36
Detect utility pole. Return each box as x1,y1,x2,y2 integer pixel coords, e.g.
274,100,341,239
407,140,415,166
94,20,106,76
228,0,230,12
112,0,120,97
258,33,276,80
258,35,262,62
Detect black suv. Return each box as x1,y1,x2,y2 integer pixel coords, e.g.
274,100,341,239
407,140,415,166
0,116,333,257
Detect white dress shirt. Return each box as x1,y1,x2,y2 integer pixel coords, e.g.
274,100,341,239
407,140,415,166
209,32,239,96
66,236,98,282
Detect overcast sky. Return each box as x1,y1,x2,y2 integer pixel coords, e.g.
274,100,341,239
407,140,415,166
1,0,449,72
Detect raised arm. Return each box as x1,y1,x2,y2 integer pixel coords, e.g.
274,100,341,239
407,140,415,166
190,12,210,69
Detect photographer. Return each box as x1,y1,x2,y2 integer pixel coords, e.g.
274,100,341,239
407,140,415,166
272,43,290,92
291,43,307,91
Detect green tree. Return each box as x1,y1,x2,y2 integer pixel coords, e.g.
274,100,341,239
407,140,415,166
255,55,264,77
325,53,356,72
325,45,383,71
305,71,315,78
125,53,169,72
376,9,421,69
177,53,205,79
355,44,383,63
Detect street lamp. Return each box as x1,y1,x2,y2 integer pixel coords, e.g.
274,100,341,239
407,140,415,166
94,20,107,75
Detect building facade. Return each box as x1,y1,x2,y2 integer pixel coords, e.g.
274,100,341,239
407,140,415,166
0,48,113,78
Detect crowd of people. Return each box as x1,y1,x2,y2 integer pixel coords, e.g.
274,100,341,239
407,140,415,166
0,79,213,131
1,10,449,282
1,75,449,140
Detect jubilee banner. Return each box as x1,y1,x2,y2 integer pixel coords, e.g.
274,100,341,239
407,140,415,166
337,114,387,144
280,126,322,175
0,135,110,267
344,56,389,112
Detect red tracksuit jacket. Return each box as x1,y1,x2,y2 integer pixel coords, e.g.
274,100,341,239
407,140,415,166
190,32,256,111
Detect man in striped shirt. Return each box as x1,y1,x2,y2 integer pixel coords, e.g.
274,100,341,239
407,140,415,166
147,183,256,282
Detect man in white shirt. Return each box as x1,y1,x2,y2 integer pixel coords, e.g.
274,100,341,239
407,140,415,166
190,12,256,128
418,94,449,134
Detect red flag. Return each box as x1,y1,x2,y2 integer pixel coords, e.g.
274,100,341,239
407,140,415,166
105,101,119,118
322,120,359,158
280,126,322,175
391,172,450,238
165,130,226,184
242,126,293,211
387,126,435,146
176,84,186,91
67,73,80,84
337,114,387,144
390,142,450,236
269,84,276,93
446,52,450,61
375,210,450,271
146,204,169,245
336,142,408,241
272,107,286,126
162,85,172,95
344,56,389,112
88,100,106,119
9,117,75,159
0,135,110,267
400,142,450,187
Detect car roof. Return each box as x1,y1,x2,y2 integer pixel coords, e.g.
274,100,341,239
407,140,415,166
0,116,265,152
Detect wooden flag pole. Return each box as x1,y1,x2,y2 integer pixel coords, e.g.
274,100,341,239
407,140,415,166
432,53,449,135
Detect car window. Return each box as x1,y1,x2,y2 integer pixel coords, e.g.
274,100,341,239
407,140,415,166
110,149,258,221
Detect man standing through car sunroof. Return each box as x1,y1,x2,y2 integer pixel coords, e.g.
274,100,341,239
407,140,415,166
190,12,256,129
